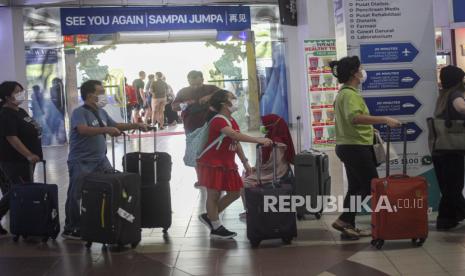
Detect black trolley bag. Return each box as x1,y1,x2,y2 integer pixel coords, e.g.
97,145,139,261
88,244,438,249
10,160,60,242
123,128,172,232
245,144,297,248
81,135,142,249
294,116,331,220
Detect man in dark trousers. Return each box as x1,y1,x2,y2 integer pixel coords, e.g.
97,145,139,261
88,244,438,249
172,70,220,187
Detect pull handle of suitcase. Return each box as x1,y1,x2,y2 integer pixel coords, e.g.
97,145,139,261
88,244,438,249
385,124,408,178
111,133,128,172
296,116,302,153
256,143,278,188
29,160,46,184
137,126,158,182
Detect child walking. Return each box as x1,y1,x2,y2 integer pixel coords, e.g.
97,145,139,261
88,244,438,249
197,90,272,239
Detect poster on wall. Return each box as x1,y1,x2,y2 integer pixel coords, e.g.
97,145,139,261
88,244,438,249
26,47,67,146
333,0,439,209
304,39,339,148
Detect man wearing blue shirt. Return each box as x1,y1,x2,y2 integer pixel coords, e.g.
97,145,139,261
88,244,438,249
62,80,147,240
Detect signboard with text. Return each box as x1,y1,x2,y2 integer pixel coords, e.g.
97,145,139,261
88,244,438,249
60,6,251,35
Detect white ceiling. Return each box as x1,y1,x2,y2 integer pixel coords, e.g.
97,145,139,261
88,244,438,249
4,0,276,7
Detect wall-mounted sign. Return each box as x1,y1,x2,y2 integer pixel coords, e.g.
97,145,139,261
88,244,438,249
60,6,251,35
363,69,420,90
361,42,419,63
364,95,421,116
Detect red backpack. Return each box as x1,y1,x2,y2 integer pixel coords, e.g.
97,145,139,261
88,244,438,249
125,84,137,105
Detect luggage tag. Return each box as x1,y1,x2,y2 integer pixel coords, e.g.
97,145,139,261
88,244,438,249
117,208,135,223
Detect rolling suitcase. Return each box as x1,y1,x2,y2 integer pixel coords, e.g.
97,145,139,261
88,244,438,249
245,144,297,248
294,116,331,219
10,160,60,242
123,128,172,232
81,136,142,249
371,125,428,249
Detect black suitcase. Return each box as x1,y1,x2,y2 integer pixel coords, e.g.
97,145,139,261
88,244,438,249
123,128,172,231
245,144,297,248
294,116,331,220
81,136,142,249
10,160,60,242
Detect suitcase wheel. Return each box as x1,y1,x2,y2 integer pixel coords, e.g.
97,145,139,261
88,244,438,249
162,228,168,234
131,242,139,249
314,213,322,220
85,241,92,248
13,236,19,242
250,239,261,248
282,237,292,245
371,239,384,250
411,238,426,247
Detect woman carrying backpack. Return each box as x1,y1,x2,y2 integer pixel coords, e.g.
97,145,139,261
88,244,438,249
197,89,272,239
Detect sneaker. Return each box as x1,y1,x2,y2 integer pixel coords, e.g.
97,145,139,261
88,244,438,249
199,213,213,230
355,228,371,237
0,224,8,236
62,230,81,240
211,226,237,239
331,219,359,240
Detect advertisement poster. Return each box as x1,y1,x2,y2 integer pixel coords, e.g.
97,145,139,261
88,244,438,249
334,0,439,209
26,47,67,146
304,39,338,148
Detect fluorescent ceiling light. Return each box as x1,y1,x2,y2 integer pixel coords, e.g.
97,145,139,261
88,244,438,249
116,29,217,43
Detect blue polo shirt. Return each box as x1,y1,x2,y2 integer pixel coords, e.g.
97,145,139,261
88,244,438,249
68,105,117,162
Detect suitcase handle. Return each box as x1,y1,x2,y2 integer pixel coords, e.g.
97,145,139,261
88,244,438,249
385,124,408,178
29,160,46,184
256,143,278,188
296,116,302,153
137,126,158,181
111,133,128,172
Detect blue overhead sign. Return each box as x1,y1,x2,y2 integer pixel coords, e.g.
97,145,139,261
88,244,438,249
375,122,423,143
364,96,421,116
60,6,251,35
453,0,465,22
363,69,420,91
361,43,419,64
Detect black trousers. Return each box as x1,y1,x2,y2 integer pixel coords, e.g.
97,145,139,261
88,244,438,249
0,162,34,219
336,145,379,226
433,154,465,223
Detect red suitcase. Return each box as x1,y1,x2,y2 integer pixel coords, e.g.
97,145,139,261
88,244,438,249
371,125,428,249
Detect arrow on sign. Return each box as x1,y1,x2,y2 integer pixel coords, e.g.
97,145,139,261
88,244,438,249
360,43,419,63
374,122,423,142
362,69,420,91
364,96,421,116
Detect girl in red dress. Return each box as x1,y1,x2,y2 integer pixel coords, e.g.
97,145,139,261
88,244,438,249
197,90,272,239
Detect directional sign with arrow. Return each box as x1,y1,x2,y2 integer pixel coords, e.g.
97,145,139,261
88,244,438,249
360,43,419,63
362,69,420,91
364,96,421,116
374,122,423,142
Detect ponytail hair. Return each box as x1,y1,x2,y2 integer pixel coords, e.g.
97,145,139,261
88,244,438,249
206,89,230,121
0,81,23,108
329,56,361,84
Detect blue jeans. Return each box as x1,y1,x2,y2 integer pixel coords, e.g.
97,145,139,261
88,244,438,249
64,157,112,232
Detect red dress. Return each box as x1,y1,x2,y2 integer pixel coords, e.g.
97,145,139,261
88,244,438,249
197,116,243,191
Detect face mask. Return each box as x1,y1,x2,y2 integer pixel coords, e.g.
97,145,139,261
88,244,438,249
260,125,268,135
228,99,239,113
96,95,108,108
14,91,26,104
360,69,368,83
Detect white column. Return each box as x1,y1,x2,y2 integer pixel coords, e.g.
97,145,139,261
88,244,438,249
0,8,27,88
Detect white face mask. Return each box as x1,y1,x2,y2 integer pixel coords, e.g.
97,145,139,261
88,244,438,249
228,99,239,113
96,94,108,108
14,91,26,104
360,69,368,83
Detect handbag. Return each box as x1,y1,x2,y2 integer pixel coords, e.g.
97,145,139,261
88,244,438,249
427,93,465,154
373,130,399,166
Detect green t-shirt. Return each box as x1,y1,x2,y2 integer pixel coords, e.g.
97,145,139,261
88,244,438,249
132,79,145,104
334,85,373,145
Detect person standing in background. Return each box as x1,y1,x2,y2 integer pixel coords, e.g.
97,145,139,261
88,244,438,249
163,75,179,126
132,71,146,124
151,72,168,130
144,74,155,125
